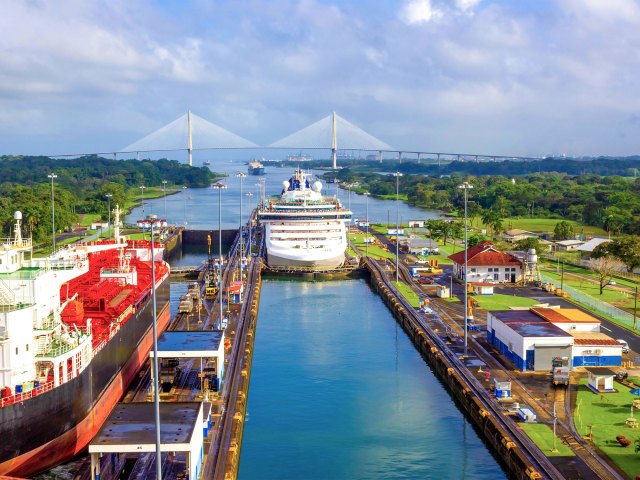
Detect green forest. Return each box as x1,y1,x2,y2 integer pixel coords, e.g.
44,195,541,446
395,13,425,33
0,155,219,243
327,165,640,236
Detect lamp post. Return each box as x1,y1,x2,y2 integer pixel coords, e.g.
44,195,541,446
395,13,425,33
393,172,403,283
105,194,113,240
162,180,168,220
146,214,162,480
458,181,473,358
364,192,370,258
140,185,146,215
48,173,57,254
236,173,246,283
182,186,188,226
212,183,226,325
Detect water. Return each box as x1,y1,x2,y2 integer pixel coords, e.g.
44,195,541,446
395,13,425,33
238,279,506,480
126,162,440,229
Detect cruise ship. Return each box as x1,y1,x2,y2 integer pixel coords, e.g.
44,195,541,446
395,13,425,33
0,207,170,477
257,169,351,268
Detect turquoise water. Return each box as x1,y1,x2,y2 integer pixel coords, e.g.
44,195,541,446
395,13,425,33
239,279,506,479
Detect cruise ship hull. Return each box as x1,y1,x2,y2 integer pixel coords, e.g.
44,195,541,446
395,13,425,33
0,276,171,478
266,251,345,268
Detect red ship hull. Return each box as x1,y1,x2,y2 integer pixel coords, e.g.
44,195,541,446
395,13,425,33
0,289,170,478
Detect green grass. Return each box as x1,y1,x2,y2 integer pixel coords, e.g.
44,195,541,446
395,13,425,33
541,268,637,313
472,293,540,311
519,423,575,457
77,213,102,226
499,217,608,236
575,378,640,478
392,281,420,307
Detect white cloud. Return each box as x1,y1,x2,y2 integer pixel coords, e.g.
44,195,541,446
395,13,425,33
399,0,443,25
0,0,639,156
455,0,481,14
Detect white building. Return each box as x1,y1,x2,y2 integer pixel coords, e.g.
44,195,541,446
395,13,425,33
449,241,523,284
488,307,622,371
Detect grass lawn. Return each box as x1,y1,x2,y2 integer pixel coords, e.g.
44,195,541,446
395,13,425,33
392,281,420,307
519,423,575,457
541,268,636,313
575,378,640,479
472,293,540,311
499,218,607,237
77,213,102,226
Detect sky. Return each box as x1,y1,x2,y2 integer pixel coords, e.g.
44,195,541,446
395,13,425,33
1,0,640,158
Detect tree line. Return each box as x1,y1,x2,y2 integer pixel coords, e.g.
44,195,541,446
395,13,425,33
0,155,219,243
330,169,640,236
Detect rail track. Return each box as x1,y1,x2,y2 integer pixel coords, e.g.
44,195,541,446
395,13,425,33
368,258,564,479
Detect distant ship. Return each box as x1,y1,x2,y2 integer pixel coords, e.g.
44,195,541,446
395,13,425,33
0,207,170,477
248,160,265,175
203,160,211,166
286,153,313,162
258,169,351,268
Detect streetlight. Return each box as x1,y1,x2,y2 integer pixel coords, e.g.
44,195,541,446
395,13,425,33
162,180,168,220
139,185,146,215
146,214,162,480
182,186,188,226
458,181,474,358
105,193,113,240
364,192,370,258
48,173,57,254
393,172,403,283
212,183,226,326
236,173,246,283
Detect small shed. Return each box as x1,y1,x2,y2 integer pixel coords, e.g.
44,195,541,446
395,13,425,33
585,367,617,393
408,220,424,228
471,282,495,296
228,281,244,303
493,378,511,400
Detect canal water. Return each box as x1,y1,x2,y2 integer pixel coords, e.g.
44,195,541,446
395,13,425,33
238,278,506,480
127,162,441,229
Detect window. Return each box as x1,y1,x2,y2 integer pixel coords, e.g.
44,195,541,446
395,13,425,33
470,268,476,273
15,347,18,355
26,344,29,352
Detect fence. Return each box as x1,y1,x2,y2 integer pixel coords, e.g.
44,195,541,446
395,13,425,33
540,273,637,330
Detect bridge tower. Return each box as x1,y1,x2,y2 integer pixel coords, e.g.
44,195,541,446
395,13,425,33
187,110,193,167
331,111,337,170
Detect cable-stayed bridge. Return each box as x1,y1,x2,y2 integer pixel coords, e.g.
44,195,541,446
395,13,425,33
50,111,543,168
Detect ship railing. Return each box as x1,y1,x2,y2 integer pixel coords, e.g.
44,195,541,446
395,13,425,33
0,379,55,409
0,237,32,249
33,315,59,331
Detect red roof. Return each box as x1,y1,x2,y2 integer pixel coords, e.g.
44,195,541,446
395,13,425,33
573,338,620,346
448,242,522,267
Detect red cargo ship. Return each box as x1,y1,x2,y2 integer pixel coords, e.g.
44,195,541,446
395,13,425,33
0,209,170,477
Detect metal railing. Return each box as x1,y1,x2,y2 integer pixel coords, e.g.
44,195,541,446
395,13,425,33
0,380,55,409
540,274,636,329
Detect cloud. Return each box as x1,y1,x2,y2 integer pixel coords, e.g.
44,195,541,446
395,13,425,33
0,0,639,157
454,0,481,14
399,0,443,25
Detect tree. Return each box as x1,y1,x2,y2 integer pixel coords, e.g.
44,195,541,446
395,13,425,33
586,257,626,294
515,237,542,252
607,236,640,272
553,221,575,240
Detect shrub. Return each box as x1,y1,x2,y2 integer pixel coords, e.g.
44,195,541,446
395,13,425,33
617,435,632,447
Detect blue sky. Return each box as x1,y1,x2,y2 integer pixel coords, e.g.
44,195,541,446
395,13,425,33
1,0,639,158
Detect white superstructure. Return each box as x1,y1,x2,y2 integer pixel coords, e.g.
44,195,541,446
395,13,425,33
258,169,351,268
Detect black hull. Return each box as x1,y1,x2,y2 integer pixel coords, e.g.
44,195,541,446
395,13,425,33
0,276,170,472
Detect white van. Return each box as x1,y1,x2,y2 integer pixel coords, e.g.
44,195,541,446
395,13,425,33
617,339,630,354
